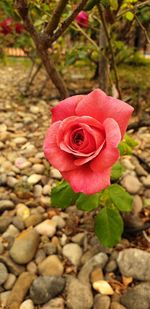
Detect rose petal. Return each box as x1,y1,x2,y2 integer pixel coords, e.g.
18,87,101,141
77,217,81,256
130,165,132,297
90,118,121,172
43,122,76,171
76,89,134,137
61,166,111,194
52,95,84,123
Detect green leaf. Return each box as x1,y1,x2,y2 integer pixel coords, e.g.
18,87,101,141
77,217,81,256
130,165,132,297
85,0,100,11
108,184,133,212
111,163,124,181
109,0,118,10
118,141,132,155
51,181,79,209
125,11,134,21
95,207,123,247
76,193,100,211
124,134,138,148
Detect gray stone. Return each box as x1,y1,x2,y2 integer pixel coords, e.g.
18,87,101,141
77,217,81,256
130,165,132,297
117,248,150,281
66,276,93,309
121,282,150,309
132,195,143,214
0,200,15,213
38,255,64,276
10,229,40,264
24,214,43,228
141,175,150,188
51,215,66,228
105,260,117,273
121,175,142,194
12,216,25,230
43,243,57,255
93,295,110,309
30,276,66,305
0,255,25,275
35,249,46,264
78,252,108,284
2,224,19,239
0,216,12,233
0,263,8,285
63,243,82,266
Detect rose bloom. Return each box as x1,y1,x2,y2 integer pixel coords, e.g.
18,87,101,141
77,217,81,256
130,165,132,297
75,11,89,28
44,89,134,194
0,18,12,35
15,23,24,34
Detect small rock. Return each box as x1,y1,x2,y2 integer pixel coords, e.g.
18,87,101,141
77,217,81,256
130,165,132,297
90,267,104,283
93,280,114,295
120,282,150,309
63,243,82,266
71,233,86,245
30,276,66,305
43,184,51,196
93,295,111,309
4,274,16,290
0,291,10,308
0,200,15,213
7,176,18,188
105,260,117,273
43,243,57,255
2,224,19,239
30,106,40,114
27,174,42,185
16,204,30,221
135,164,148,176
13,137,27,144
34,184,43,197
35,220,56,237
38,255,64,276
51,215,66,228
24,214,43,228
141,175,150,188
35,249,46,264
6,272,35,309
78,252,108,284
121,175,142,194
117,248,150,281
0,263,8,285
66,276,93,309
121,159,135,170
50,168,62,179
0,255,25,276
132,195,143,214
10,229,40,264
32,163,45,174
19,299,34,309
0,216,12,233
15,157,31,169
0,242,4,254
41,297,64,309
110,302,127,309
26,261,37,274
12,216,25,231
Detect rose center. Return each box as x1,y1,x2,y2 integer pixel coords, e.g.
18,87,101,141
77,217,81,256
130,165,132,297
72,130,84,146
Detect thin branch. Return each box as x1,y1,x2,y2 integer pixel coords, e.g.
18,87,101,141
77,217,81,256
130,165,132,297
117,0,150,18
45,0,69,36
135,15,150,44
97,3,122,99
49,0,89,45
72,22,99,51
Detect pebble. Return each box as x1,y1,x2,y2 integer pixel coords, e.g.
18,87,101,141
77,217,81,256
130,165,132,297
15,157,31,169
6,272,35,309
35,249,46,264
42,184,51,195
2,224,19,239
0,242,4,254
121,175,142,194
16,204,30,220
78,252,108,284
24,213,43,228
63,243,82,266
34,184,43,197
32,163,45,174
13,137,27,144
35,220,56,237
117,248,150,281
19,299,34,309
51,215,66,228
0,200,15,213
121,158,135,170
0,263,8,285
71,232,86,245
66,276,93,309
12,216,25,230
4,274,16,290
7,176,18,188
105,260,118,273
93,295,111,309
93,280,114,295
43,242,57,255
50,168,62,179
90,267,104,283
0,255,25,276
0,291,10,308
141,175,150,188
41,297,64,309
27,174,42,185
132,195,143,214
0,216,12,233
38,255,64,276
110,302,127,309
30,276,66,305
26,261,37,274
120,282,150,309
10,229,40,264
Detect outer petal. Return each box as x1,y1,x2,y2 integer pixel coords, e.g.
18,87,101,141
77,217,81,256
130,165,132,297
90,118,121,173
43,122,76,172
76,89,134,137
61,166,111,194
52,95,84,123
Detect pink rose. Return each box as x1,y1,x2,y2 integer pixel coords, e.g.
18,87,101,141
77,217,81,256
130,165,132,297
44,89,134,194
75,11,89,28
0,18,13,35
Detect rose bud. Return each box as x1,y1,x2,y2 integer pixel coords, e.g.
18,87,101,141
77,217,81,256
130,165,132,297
75,11,89,28
15,23,24,34
44,89,134,195
0,18,12,35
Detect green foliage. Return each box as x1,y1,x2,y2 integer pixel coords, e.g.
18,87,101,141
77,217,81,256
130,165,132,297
108,184,133,212
85,0,100,11
51,181,79,209
76,193,100,211
111,162,124,181
118,134,138,156
125,11,134,21
95,206,124,247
